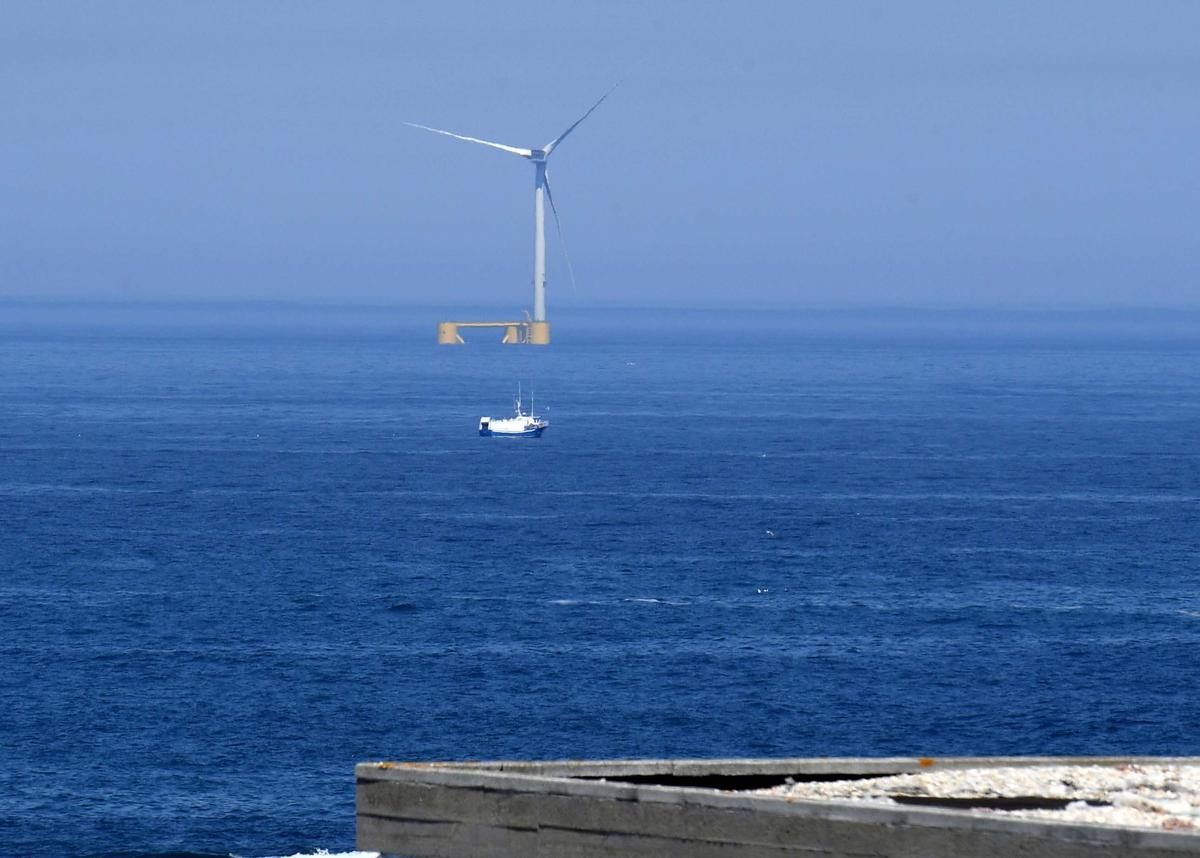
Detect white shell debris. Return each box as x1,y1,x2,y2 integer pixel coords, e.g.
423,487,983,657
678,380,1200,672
758,765,1200,833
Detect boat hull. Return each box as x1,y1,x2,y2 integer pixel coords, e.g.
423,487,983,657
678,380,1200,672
479,427,546,438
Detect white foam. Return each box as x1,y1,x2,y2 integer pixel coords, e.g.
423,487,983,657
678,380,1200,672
759,765,1200,833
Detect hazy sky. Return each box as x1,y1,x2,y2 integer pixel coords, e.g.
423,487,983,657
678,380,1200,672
2,2,1197,309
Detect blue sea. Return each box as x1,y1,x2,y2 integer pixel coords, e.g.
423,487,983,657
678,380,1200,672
2,304,1199,857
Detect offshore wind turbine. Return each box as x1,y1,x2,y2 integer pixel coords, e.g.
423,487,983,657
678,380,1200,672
407,85,616,345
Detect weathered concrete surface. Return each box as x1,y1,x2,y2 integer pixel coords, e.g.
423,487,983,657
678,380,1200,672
356,757,1200,857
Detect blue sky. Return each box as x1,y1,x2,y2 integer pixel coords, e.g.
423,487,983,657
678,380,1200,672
2,1,1197,309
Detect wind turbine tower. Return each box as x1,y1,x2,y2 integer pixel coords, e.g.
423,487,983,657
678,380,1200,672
407,85,616,345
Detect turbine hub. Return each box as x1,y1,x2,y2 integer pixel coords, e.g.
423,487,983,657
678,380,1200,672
528,149,547,162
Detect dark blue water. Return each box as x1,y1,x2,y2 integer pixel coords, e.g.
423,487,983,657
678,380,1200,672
3,307,1199,857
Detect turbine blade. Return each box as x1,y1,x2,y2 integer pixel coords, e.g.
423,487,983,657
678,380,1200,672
542,82,620,156
403,122,531,158
543,171,578,297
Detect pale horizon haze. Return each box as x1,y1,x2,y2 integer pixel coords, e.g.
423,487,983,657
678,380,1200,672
2,1,1198,311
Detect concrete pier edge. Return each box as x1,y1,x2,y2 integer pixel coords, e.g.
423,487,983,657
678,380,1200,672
357,756,1200,857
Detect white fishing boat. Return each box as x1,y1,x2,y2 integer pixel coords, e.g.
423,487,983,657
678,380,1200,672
479,386,549,438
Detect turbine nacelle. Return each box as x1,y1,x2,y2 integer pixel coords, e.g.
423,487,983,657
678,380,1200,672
527,149,548,163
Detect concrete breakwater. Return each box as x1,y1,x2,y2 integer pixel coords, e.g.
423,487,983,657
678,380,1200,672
357,756,1200,857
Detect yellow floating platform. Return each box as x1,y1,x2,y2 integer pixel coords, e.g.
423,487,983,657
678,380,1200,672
437,321,550,345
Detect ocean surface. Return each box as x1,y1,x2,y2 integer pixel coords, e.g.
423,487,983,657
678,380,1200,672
2,305,1199,857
